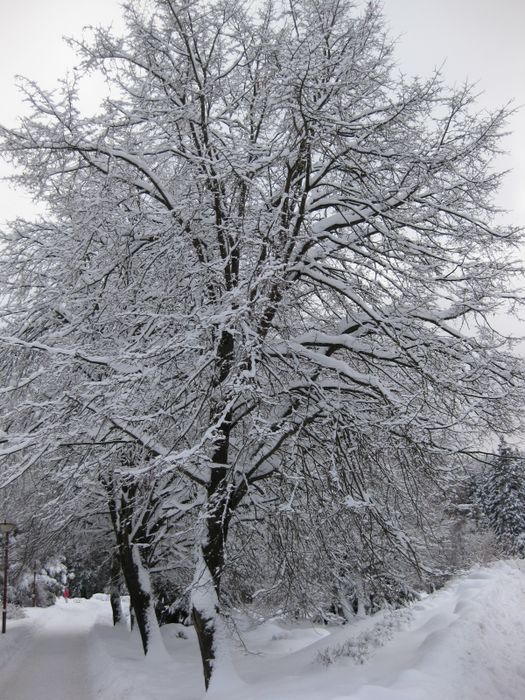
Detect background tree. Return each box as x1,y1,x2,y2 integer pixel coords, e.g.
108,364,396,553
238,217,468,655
475,444,525,555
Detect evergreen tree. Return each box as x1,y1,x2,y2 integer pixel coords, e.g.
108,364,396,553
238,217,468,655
476,445,525,555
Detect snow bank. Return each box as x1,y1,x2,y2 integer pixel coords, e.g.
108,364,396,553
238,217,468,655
224,560,525,700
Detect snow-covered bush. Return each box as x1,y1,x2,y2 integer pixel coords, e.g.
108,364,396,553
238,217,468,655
6,602,26,620
315,608,413,667
13,558,70,607
153,577,191,627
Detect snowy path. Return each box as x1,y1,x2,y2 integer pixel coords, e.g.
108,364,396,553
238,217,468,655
0,601,98,700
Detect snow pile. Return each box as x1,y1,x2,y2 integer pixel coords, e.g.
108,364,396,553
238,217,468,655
1,561,525,699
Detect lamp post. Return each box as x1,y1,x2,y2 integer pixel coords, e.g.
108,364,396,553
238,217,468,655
1,521,16,634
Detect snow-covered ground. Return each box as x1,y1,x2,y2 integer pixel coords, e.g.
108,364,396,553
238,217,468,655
2,560,525,700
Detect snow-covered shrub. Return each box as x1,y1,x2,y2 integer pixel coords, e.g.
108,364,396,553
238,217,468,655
315,608,412,667
153,575,192,627
7,602,26,620
13,558,70,607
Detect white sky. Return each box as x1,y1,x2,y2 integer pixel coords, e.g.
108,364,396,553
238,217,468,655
385,0,525,225
0,0,524,224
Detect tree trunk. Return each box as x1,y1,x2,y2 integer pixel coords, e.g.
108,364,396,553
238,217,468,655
338,591,357,622
191,466,248,691
105,476,166,656
118,538,166,657
109,551,124,626
192,331,247,690
110,591,124,626
191,541,237,692
191,549,220,689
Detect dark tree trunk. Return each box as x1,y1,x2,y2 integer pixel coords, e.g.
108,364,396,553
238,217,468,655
192,602,216,688
106,481,165,657
191,463,246,690
191,329,250,689
109,551,124,626
117,535,161,655
110,591,123,626
191,469,230,689
191,543,225,691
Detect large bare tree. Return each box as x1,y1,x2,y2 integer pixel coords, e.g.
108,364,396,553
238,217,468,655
1,0,523,689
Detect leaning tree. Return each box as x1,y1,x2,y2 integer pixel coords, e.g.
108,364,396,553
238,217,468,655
1,0,524,690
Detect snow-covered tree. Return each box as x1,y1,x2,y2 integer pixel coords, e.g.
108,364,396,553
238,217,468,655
1,0,524,689
475,444,525,555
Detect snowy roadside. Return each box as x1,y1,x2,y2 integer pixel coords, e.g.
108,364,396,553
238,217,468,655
1,561,525,700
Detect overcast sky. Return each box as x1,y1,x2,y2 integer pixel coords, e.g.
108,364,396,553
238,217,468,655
1,0,524,226
385,0,525,224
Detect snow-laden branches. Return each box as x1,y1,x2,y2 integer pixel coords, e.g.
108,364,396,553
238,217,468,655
1,0,524,685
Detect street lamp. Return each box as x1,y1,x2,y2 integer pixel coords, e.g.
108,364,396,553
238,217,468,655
1,521,16,634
